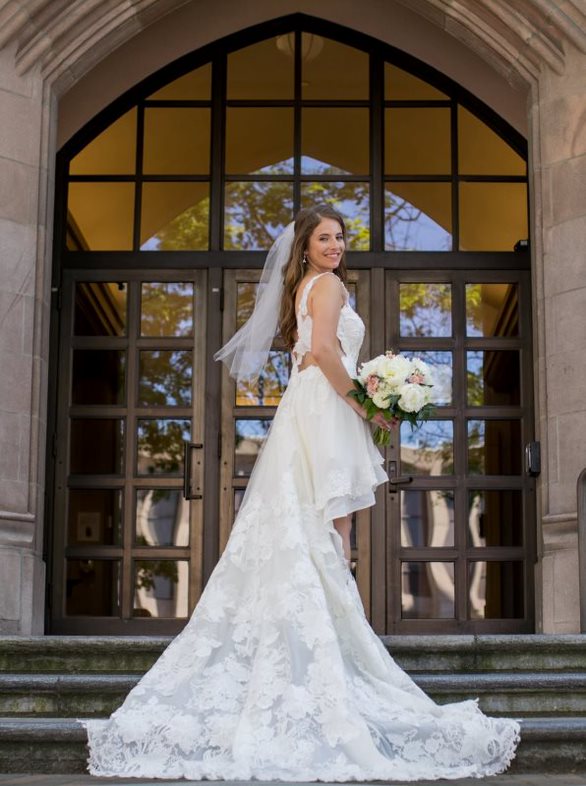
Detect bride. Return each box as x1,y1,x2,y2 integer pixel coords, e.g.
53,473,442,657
80,205,520,781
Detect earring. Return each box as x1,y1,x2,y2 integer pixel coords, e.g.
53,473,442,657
302,252,308,265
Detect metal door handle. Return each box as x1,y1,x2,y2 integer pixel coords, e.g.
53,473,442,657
388,460,413,487
183,441,203,500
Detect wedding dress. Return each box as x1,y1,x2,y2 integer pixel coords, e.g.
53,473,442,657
80,272,520,781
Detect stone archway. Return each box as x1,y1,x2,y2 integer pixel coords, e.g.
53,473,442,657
0,0,585,633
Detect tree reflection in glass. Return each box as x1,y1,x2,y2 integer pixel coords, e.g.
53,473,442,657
138,350,192,407
399,283,452,337
140,185,209,251
140,282,194,337
225,179,293,250
137,418,191,475
133,559,189,618
300,182,370,250
236,351,290,406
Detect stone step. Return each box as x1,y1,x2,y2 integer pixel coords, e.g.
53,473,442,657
2,635,586,674
1,671,585,718
0,716,585,774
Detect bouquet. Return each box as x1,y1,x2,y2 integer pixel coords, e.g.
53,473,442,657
347,351,435,446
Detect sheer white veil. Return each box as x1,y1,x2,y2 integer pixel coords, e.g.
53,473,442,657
214,222,295,383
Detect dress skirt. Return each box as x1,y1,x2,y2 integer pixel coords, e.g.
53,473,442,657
79,356,520,782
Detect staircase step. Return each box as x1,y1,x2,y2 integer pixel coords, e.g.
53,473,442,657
1,717,585,774
3,634,586,674
1,672,586,718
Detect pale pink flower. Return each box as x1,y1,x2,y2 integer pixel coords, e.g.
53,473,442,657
408,373,425,385
366,375,380,395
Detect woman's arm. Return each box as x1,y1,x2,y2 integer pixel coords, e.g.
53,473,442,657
308,274,369,420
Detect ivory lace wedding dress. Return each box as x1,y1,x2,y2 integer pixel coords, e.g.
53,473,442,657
80,272,520,781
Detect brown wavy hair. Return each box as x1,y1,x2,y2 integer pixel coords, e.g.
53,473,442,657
279,205,348,351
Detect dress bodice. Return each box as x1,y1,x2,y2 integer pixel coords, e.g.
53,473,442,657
291,272,365,374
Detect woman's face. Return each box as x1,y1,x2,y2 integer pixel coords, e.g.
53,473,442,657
305,218,345,272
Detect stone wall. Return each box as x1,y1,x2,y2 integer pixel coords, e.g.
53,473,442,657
531,45,586,631
0,41,48,633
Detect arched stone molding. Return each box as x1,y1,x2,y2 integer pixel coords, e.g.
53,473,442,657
1,0,584,85
0,0,585,633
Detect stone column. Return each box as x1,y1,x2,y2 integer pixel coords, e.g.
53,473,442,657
0,42,50,634
532,44,586,632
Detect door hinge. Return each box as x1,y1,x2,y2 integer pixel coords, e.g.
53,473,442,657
51,287,62,311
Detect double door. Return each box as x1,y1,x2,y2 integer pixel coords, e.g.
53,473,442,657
48,266,534,634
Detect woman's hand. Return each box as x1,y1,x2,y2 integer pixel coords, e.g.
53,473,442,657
371,410,398,433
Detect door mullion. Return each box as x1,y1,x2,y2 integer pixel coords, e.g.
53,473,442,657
122,279,139,620
452,273,467,623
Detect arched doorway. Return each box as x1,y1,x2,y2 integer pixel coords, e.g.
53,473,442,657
47,18,534,635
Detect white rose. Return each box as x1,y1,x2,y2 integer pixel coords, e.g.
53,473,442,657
381,354,413,387
398,383,428,413
358,357,381,383
411,358,433,384
372,389,391,409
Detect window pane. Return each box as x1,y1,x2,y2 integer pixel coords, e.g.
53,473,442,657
236,350,290,406
469,561,524,619
385,108,451,175
401,420,454,476
399,283,452,337
468,490,523,547
67,490,122,546
74,282,127,337
67,182,134,251
225,108,294,175
402,562,455,619
458,107,525,176
224,182,293,250
136,489,189,546
300,182,370,251
70,109,136,175
138,350,192,407
228,37,294,99
137,418,190,475
302,108,369,175
408,351,452,406
235,419,272,476
72,350,125,405
148,64,211,100
467,350,520,406
302,35,368,99
140,182,209,251
468,419,522,475
70,419,124,474
466,283,519,338
401,490,455,547
133,559,189,618
140,282,194,337
143,108,210,174
236,282,257,329
66,559,121,616
459,182,528,251
385,64,447,100
385,183,452,251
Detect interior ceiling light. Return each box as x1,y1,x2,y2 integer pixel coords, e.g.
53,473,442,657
276,33,324,62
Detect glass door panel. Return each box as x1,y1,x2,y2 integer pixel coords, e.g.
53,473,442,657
51,270,206,634
385,270,534,634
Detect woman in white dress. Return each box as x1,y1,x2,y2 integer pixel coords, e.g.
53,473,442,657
80,205,520,781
